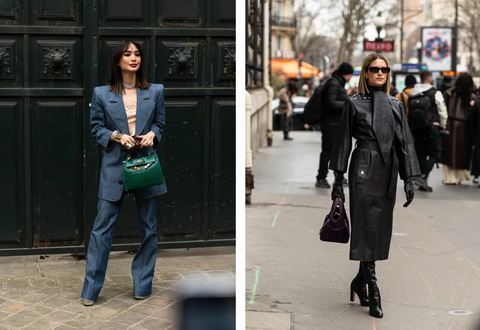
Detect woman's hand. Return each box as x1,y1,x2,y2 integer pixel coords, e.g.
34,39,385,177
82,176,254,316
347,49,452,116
135,131,156,148
403,178,415,207
120,134,137,149
331,171,345,202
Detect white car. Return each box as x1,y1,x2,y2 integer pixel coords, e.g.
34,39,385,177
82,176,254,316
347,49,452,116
272,96,310,130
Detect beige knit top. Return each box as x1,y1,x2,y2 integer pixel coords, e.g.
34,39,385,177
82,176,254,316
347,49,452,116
124,101,136,136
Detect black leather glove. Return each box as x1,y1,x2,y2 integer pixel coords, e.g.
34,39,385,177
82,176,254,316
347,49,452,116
403,177,415,208
331,171,345,202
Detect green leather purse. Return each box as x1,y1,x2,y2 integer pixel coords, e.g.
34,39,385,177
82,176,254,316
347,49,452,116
122,154,165,191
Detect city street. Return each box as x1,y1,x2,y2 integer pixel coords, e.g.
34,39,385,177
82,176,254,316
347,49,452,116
246,131,480,330
0,247,234,330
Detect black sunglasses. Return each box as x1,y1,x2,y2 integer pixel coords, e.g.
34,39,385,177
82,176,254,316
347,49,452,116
368,66,390,74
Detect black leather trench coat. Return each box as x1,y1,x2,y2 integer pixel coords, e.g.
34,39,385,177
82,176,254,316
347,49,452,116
329,91,420,262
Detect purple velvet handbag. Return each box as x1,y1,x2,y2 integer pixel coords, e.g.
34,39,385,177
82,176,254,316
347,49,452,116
319,197,350,243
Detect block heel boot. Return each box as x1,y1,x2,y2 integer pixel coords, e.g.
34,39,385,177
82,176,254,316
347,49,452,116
350,263,369,306
361,261,383,318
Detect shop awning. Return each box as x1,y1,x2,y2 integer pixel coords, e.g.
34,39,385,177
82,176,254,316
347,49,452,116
271,58,320,79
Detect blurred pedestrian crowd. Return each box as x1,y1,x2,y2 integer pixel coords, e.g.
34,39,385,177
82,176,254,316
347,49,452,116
276,62,480,191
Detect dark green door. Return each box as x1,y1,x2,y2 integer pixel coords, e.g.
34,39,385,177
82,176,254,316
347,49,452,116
0,0,235,255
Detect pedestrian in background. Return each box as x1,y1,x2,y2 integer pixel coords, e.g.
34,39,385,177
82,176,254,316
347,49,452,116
439,75,453,94
441,73,477,184
408,71,448,192
82,40,166,306
395,74,417,118
468,99,480,185
330,53,420,318
315,62,353,188
299,84,311,98
277,83,295,140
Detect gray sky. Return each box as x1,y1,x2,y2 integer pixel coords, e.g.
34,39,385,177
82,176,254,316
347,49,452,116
294,0,398,41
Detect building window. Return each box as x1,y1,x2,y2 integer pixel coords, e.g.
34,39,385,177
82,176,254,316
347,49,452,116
246,0,264,87
276,36,282,51
275,1,282,21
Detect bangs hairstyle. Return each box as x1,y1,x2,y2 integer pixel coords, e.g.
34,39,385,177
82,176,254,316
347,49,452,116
358,53,391,95
110,40,150,94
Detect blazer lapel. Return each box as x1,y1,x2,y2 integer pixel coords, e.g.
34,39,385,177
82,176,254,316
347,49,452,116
106,91,130,134
135,88,155,136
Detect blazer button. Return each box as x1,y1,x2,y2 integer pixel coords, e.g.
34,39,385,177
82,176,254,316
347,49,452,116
119,181,124,185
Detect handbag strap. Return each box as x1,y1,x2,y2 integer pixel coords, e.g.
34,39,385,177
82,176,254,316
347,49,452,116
329,197,345,219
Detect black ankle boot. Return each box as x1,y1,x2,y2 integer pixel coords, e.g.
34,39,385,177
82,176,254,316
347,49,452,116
361,261,383,318
350,263,369,306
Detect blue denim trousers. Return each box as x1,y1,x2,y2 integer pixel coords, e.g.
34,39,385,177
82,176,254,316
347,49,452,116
81,194,159,301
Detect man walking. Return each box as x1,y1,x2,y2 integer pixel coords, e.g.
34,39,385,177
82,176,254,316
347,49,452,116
277,83,296,140
395,74,417,118
408,71,448,191
315,62,353,188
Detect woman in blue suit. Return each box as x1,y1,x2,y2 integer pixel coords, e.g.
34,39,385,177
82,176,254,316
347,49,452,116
81,40,166,306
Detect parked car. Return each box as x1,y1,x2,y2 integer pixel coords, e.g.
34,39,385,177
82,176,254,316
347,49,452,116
272,96,310,131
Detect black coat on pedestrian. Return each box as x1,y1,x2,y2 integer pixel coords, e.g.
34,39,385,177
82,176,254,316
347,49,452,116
468,100,480,176
321,70,348,129
329,87,420,262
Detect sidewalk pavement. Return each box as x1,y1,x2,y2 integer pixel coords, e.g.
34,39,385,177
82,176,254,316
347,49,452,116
246,131,480,330
0,246,235,330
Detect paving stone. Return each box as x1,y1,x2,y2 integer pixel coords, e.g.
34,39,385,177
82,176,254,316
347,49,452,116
58,290,81,300
156,289,178,299
1,289,30,300
41,297,72,309
17,305,54,318
98,287,126,300
30,279,58,288
110,310,148,325
22,292,50,303
140,317,175,330
57,278,84,287
129,304,160,316
0,302,28,312
23,319,58,330
158,273,183,281
38,287,62,295
101,299,135,310
105,275,132,283
91,306,121,319
182,272,207,279
153,308,177,322
64,301,94,314
205,271,233,278
2,313,35,328
47,310,78,325
167,300,182,311
114,292,135,302
0,310,10,320
4,279,31,289
93,321,131,330
66,315,105,329
144,297,174,308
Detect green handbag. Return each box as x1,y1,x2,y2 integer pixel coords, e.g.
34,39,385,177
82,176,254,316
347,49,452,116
122,154,165,191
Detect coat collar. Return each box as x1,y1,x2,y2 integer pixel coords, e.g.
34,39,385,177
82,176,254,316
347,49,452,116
106,88,154,136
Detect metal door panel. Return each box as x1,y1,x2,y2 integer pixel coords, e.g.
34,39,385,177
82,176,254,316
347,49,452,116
0,100,26,247
100,0,151,27
29,36,83,88
28,0,83,26
30,99,83,247
156,38,205,88
0,36,23,88
0,0,22,25
159,99,204,237
209,99,235,239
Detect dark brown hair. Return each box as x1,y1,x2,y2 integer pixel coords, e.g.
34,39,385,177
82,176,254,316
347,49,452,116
453,72,475,108
419,71,432,83
109,40,150,94
358,53,390,95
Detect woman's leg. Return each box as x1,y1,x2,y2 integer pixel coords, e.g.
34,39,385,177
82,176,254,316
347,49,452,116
131,196,159,298
361,261,383,318
81,197,123,301
350,262,369,306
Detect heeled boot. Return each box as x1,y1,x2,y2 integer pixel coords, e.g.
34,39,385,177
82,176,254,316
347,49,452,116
350,263,369,306
361,261,383,318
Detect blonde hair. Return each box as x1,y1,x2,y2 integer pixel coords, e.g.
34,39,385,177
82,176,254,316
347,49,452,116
358,53,391,95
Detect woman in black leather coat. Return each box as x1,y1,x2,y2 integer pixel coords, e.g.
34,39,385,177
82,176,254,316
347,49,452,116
329,53,421,318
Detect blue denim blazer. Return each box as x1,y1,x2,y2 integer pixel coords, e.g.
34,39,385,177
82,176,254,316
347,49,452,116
90,84,167,202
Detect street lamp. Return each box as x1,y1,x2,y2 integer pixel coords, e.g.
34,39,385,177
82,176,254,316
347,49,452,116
373,11,386,42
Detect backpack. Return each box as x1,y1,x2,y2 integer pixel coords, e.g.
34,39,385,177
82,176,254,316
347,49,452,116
407,88,440,130
303,85,323,126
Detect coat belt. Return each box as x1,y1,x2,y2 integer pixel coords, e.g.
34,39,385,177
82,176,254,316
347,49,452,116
355,139,398,199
